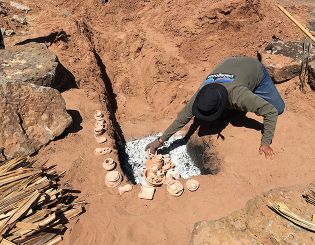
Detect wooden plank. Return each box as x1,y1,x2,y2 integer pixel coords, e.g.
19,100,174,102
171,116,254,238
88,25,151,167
0,191,40,235
0,238,16,245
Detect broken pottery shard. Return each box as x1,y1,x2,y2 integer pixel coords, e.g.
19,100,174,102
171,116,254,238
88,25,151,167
10,1,31,12
167,180,184,197
95,147,112,155
186,179,200,192
118,184,133,195
102,158,116,171
138,185,155,200
105,171,122,187
95,135,107,144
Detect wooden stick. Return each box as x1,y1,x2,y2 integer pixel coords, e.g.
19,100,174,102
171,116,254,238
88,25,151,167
277,4,315,43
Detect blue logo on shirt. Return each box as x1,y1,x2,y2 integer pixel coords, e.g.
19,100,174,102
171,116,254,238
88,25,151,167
204,73,235,84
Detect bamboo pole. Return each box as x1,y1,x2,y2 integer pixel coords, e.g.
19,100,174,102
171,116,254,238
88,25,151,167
277,4,315,44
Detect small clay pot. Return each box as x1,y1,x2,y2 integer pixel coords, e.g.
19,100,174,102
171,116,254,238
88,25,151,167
118,184,133,195
94,125,104,133
151,158,163,169
102,158,116,171
166,169,180,180
167,180,184,197
186,179,199,192
105,171,122,187
94,110,104,120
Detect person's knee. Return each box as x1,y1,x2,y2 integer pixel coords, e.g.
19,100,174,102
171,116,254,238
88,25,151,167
277,100,285,115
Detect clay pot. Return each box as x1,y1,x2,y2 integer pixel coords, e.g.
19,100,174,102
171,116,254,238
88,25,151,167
102,158,116,171
94,110,104,120
186,179,199,192
118,184,133,195
95,147,112,155
144,168,164,187
162,163,174,172
151,158,163,169
105,171,122,187
166,169,180,180
167,180,184,197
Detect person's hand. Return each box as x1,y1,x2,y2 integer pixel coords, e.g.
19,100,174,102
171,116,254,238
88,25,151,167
145,138,163,154
259,144,275,159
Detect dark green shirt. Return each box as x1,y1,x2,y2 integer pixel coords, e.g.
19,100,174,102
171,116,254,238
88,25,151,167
161,57,278,145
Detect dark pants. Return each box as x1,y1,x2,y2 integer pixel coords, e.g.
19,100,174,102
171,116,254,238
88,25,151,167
254,67,285,115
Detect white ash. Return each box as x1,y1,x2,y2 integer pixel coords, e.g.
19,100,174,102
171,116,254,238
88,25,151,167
124,134,201,184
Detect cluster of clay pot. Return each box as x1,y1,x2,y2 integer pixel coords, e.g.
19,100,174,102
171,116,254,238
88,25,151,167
142,153,199,199
93,110,132,195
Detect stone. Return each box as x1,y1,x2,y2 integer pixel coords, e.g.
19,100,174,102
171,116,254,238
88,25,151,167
0,80,72,159
0,43,59,87
11,15,27,24
10,1,31,12
191,183,315,244
258,39,315,83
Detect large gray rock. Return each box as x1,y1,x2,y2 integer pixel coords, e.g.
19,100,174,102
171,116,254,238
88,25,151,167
0,80,72,159
191,183,315,244
259,39,315,83
0,43,59,87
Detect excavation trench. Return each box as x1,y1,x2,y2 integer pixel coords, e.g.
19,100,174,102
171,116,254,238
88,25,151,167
81,23,221,184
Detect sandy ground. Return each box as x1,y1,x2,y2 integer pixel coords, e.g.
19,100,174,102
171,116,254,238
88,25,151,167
1,0,315,244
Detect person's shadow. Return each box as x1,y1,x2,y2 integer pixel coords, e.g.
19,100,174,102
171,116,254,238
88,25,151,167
184,110,263,142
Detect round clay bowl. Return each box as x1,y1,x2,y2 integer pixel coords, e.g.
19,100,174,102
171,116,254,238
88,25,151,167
143,168,163,187
105,171,122,187
103,158,116,171
167,180,184,197
186,179,199,192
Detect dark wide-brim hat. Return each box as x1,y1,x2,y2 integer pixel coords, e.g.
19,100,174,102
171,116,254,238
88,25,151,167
192,83,228,122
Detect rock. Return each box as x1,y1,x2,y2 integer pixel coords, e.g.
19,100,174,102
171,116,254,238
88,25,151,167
11,14,27,24
0,43,59,87
191,183,315,244
0,80,72,159
258,39,315,83
10,1,30,12
4,29,15,36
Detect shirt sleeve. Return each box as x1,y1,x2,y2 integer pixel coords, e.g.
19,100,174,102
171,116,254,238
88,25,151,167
230,86,278,145
160,92,197,141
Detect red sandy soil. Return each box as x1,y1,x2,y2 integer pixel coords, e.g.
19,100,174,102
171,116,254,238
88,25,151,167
2,0,315,244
